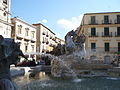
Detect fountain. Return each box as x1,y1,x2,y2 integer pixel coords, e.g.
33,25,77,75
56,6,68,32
12,29,120,90
51,29,112,78
0,35,27,90
51,30,87,78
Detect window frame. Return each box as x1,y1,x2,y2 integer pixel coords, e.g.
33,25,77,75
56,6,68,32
104,43,109,52
104,27,109,36
118,42,120,52
25,28,29,36
117,27,120,36
91,16,96,24
91,28,96,36
117,15,120,24
104,15,109,24
91,43,96,51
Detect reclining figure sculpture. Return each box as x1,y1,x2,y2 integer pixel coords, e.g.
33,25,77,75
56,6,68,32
0,35,27,90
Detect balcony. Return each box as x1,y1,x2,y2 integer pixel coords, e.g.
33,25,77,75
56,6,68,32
89,20,98,25
52,38,55,41
42,32,45,35
102,32,112,37
115,32,120,37
102,20,112,24
42,41,45,43
114,19,120,24
89,33,99,37
46,41,49,44
88,19,120,25
31,40,35,43
31,37,36,42
89,35,98,37
16,34,24,39
88,20,114,25
24,36,31,41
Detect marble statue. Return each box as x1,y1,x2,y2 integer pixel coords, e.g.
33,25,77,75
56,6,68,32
65,31,76,54
65,30,86,54
0,35,27,90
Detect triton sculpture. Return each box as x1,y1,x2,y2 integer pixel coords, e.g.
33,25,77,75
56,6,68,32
65,30,86,55
51,29,86,78
0,35,27,90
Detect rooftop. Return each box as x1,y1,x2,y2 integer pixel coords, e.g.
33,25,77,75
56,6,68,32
11,17,36,29
33,23,55,35
84,12,120,15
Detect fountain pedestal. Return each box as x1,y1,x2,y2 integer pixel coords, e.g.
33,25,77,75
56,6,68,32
51,54,113,78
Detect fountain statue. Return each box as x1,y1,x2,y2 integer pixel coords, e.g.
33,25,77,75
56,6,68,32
65,30,86,55
51,29,113,78
0,35,27,90
51,30,87,78
65,30,76,54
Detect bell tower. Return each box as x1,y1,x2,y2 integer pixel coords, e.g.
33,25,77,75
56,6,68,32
0,0,11,38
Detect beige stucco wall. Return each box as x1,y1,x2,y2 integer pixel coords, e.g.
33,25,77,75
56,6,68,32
11,18,36,60
83,13,119,25
79,12,120,62
34,24,56,54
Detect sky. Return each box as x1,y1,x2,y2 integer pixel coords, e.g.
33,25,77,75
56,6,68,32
11,0,120,39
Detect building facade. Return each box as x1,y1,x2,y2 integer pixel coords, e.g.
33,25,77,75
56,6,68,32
33,23,56,54
55,37,65,45
0,0,12,38
78,12,120,63
11,17,36,60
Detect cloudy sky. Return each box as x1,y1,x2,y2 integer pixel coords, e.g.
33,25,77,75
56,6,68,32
11,0,120,39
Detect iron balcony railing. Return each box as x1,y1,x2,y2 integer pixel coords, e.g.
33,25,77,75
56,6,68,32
115,32,120,37
89,20,98,25
102,32,112,37
89,33,99,37
114,19,120,24
102,20,112,24
89,32,120,37
88,19,120,25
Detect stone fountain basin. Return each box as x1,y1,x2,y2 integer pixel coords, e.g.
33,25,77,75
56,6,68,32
51,55,113,78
